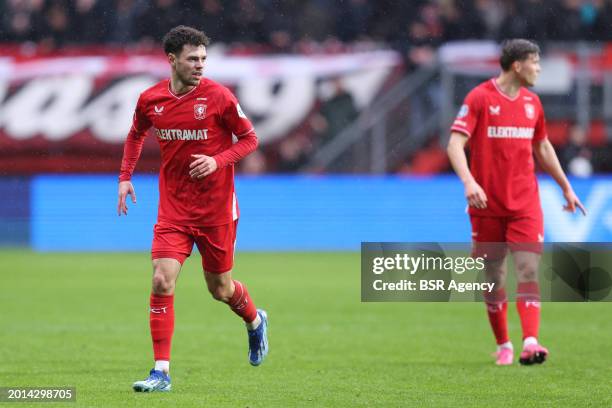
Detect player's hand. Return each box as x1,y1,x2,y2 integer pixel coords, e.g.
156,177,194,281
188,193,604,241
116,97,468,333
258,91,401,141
562,188,587,216
118,181,136,216
189,154,218,179
464,180,488,209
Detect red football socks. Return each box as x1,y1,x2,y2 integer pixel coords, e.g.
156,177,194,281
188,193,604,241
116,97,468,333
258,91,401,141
516,281,540,340
484,288,509,345
150,293,175,361
228,280,258,323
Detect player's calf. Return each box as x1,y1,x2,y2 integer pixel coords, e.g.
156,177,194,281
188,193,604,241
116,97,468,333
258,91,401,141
208,282,234,303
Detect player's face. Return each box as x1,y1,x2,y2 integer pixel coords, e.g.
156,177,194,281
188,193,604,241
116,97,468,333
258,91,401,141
170,44,207,87
516,53,541,87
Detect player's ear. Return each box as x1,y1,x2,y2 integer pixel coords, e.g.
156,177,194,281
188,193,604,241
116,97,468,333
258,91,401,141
168,53,176,67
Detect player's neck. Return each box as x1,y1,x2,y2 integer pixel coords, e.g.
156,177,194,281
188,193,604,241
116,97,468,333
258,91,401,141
169,77,196,96
494,73,521,99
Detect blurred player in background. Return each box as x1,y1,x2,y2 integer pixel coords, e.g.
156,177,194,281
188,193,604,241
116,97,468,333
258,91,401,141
117,25,268,392
447,39,586,366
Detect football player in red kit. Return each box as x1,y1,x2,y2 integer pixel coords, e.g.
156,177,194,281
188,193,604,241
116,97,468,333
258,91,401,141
447,39,585,366
118,26,268,392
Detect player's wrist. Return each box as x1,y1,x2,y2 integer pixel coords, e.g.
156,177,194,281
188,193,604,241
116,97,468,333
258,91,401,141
560,182,573,194
462,177,476,187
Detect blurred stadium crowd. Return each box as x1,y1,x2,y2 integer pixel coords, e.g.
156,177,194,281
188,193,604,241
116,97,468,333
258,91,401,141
3,0,612,49
1,0,611,176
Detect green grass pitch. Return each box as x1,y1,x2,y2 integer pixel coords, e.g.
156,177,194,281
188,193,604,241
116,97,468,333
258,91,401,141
1,250,610,407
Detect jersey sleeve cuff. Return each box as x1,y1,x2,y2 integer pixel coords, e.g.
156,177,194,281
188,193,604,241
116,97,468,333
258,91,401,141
450,126,471,138
212,155,225,169
532,134,548,143
234,128,255,138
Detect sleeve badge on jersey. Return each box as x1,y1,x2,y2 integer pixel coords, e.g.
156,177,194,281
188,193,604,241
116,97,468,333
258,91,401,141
236,103,247,119
194,103,207,120
524,103,535,119
457,104,469,119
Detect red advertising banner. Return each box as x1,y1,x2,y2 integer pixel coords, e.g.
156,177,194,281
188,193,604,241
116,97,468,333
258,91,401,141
0,47,401,173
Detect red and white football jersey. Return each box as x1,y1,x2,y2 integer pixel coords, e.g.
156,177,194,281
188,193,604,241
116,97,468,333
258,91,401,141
120,78,258,226
451,78,547,217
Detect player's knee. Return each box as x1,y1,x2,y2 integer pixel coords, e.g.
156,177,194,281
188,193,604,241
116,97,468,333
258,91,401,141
516,261,538,281
485,275,506,290
152,272,175,295
484,263,506,286
490,274,506,287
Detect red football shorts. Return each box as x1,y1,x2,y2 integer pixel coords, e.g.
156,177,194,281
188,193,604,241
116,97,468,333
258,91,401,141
470,211,543,259
151,220,238,273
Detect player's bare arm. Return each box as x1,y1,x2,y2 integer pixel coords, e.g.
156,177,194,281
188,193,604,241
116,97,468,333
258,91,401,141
189,154,218,179
117,180,137,216
447,132,488,209
533,138,586,215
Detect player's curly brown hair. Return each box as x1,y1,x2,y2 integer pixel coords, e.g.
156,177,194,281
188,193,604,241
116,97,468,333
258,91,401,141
499,39,540,71
162,26,210,56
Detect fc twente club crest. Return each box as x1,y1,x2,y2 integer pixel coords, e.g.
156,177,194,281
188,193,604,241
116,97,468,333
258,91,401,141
194,103,207,120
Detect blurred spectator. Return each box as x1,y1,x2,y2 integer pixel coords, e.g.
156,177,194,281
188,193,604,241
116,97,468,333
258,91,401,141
296,1,335,42
267,29,293,53
336,0,373,42
594,0,612,40
547,0,586,40
439,0,486,41
393,2,441,70
474,0,505,39
310,78,359,147
191,0,228,44
40,0,71,47
497,0,530,40
107,0,136,44
419,2,444,42
70,0,111,43
276,134,312,172
407,20,437,69
227,0,266,43
517,0,549,42
133,0,186,42
2,0,46,43
561,124,593,178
